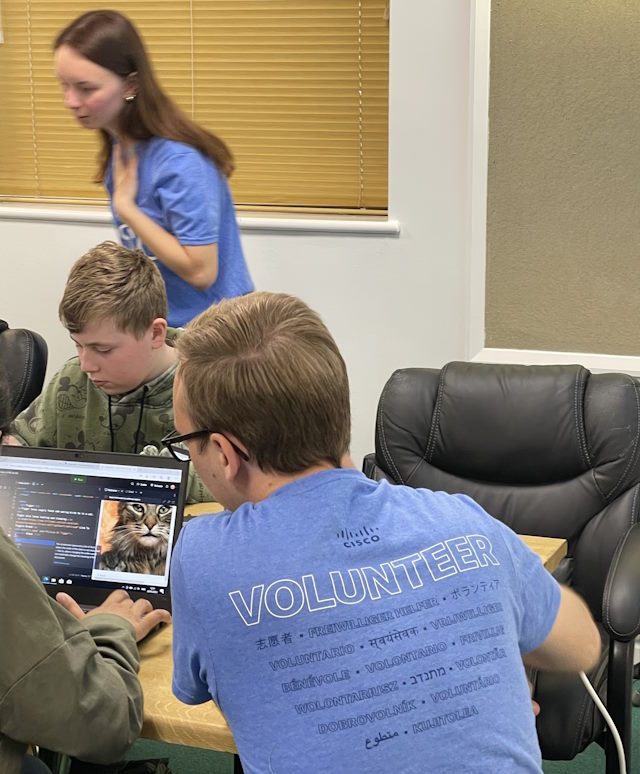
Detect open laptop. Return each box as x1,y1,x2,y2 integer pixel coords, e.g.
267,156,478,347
0,445,188,612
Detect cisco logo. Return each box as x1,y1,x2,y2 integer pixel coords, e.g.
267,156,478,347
337,525,381,548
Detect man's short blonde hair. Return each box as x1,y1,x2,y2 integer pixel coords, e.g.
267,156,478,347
59,241,168,336
176,292,351,474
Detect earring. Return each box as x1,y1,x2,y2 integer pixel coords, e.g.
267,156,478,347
124,94,136,103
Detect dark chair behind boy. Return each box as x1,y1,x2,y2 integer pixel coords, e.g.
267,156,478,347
0,320,48,420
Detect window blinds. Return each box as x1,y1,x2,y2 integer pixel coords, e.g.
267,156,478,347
0,1,388,213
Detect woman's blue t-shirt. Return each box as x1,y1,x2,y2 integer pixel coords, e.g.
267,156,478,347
105,137,253,327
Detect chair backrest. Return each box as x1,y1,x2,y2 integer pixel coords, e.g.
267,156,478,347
369,362,640,622
0,320,48,421
366,361,640,764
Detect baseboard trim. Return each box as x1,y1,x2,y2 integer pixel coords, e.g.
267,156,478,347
471,348,640,376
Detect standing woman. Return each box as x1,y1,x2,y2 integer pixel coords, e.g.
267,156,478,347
54,10,253,327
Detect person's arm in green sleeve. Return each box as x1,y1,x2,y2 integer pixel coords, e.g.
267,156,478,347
185,462,215,504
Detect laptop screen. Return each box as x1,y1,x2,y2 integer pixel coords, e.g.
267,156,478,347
0,446,187,611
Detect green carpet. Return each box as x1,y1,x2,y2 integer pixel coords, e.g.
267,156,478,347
128,681,640,773
126,740,233,774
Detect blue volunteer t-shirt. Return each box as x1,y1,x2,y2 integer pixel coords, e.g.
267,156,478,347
105,137,253,327
171,469,560,774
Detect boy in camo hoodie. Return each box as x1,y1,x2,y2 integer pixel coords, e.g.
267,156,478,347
9,241,211,503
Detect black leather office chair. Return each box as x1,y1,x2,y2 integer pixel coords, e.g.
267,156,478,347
363,362,640,774
0,320,48,421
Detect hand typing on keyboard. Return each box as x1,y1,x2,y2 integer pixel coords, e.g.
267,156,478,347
56,589,171,643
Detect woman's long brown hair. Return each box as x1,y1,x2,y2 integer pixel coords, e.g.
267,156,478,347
54,9,234,182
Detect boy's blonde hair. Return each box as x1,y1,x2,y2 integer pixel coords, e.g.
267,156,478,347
176,292,351,474
59,241,168,336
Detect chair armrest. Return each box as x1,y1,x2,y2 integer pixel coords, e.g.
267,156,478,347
362,454,397,483
602,523,640,641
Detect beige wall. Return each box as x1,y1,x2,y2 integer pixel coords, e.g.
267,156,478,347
486,1,640,355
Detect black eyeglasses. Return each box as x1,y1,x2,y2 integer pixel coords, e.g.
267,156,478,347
162,429,250,462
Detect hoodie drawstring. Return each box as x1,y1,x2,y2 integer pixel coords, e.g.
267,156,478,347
133,385,149,454
108,385,148,454
108,394,115,453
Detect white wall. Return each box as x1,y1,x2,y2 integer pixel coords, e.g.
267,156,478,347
0,1,475,466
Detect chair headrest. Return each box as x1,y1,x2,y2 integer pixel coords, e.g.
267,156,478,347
376,361,640,496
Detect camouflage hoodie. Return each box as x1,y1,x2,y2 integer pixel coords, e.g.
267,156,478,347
10,330,211,503
0,528,142,774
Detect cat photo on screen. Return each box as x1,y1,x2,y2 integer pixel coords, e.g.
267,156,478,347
94,500,174,576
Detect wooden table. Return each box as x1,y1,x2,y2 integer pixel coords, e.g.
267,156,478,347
138,624,237,753
520,534,567,574
138,509,567,754
139,501,236,752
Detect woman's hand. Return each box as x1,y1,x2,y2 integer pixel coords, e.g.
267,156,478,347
112,143,139,221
